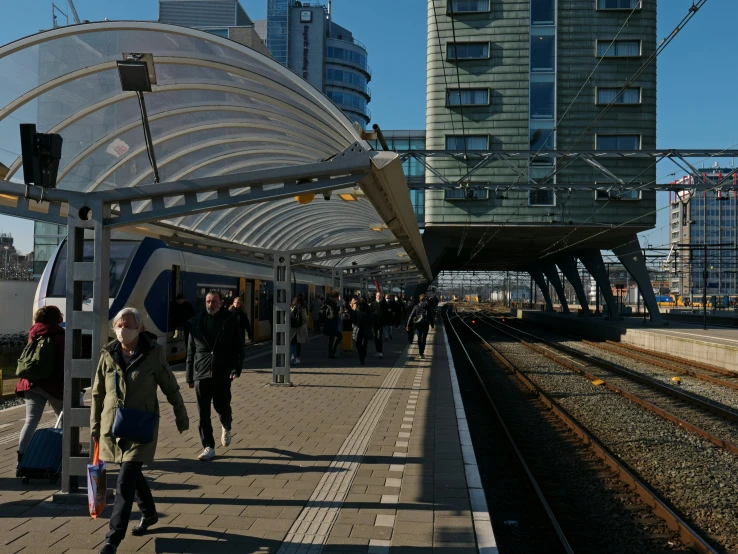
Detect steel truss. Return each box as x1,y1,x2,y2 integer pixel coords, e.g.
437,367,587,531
0,143,428,493
397,149,738,191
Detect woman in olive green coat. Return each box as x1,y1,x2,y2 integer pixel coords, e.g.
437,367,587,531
91,307,189,554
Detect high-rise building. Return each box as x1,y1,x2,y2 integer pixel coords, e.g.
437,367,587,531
262,1,371,127
158,0,271,56
668,168,738,301
423,0,657,277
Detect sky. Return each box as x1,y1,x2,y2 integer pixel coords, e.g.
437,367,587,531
0,0,731,255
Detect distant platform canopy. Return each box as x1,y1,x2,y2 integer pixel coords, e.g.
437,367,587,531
0,21,429,281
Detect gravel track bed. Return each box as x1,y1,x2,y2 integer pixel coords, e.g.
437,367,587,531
448,318,687,554
477,323,738,553
508,323,738,451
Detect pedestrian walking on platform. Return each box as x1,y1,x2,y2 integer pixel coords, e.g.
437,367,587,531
369,292,386,357
383,294,394,340
15,306,64,472
407,294,435,359
405,296,416,344
186,290,244,461
392,295,403,328
351,296,373,365
290,295,308,364
229,296,253,344
311,293,324,336
321,291,342,358
92,308,189,554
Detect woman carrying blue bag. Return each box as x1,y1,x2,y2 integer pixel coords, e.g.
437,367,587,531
91,307,189,554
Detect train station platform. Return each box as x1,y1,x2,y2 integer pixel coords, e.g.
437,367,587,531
519,309,738,373
0,329,493,553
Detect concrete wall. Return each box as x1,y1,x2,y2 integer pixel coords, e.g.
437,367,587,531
0,281,37,335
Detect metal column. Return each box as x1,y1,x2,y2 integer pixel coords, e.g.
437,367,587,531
556,257,591,315
62,199,110,494
529,268,554,311
612,236,664,324
579,249,619,319
272,252,291,385
541,263,570,314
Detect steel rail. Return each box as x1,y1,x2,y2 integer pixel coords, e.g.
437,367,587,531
477,314,738,422
606,340,738,378
474,314,738,456
443,310,574,554
450,309,719,554
583,340,738,392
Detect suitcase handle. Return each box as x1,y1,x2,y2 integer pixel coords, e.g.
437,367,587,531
54,412,63,429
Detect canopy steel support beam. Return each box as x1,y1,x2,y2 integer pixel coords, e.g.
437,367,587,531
272,252,292,385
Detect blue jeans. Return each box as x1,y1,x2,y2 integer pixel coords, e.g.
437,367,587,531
384,325,393,339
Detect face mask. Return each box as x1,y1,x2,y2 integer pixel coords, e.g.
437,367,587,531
115,327,138,345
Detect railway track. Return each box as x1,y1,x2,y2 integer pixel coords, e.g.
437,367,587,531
475,312,738,457
444,309,714,554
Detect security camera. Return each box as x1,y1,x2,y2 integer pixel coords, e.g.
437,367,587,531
323,191,332,201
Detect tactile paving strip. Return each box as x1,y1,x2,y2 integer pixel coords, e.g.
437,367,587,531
277,356,407,553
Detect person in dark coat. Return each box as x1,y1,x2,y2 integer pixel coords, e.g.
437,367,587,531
186,290,245,461
351,296,373,365
406,294,435,359
405,296,416,344
391,295,403,328
369,292,386,357
16,305,65,468
170,293,195,349
321,291,342,358
229,296,254,343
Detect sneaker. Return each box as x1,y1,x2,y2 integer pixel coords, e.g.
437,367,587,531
221,427,232,448
290,354,295,363
198,447,216,460
419,354,425,359
295,357,301,364
375,352,383,358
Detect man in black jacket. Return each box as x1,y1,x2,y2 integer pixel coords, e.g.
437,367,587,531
369,291,386,358
186,290,245,460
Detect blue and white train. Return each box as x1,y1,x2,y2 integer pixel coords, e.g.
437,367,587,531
34,237,334,363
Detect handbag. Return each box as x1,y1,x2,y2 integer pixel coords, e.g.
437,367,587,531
111,371,158,444
87,441,107,519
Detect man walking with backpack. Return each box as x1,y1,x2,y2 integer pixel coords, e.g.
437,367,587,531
406,294,435,359
321,291,342,359
186,290,244,461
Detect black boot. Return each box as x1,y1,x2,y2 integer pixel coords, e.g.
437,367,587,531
131,515,158,536
98,543,117,554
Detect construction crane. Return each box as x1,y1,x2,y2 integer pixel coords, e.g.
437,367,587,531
51,0,80,28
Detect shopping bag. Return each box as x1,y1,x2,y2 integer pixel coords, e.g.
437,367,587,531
87,441,107,519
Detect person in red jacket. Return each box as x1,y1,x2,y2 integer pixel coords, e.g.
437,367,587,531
15,305,64,468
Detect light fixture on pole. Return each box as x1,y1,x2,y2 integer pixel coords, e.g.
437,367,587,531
117,54,160,184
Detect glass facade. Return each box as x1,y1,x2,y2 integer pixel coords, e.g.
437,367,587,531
529,2,556,206
445,135,488,150
368,132,425,226
598,0,640,9
325,44,370,74
448,0,490,13
325,68,370,95
267,0,289,65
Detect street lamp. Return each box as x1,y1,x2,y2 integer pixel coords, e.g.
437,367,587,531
116,54,159,184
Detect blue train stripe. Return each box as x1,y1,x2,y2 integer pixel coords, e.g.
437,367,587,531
108,237,167,321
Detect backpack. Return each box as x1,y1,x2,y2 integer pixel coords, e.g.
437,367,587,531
290,307,303,329
321,302,336,321
16,336,55,381
413,304,428,326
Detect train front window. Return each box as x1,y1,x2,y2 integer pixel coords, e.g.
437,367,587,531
49,240,138,298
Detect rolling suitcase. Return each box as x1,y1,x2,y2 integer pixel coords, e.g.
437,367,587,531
342,330,353,353
17,413,63,484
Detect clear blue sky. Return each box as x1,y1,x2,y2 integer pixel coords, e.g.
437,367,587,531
0,0,731,255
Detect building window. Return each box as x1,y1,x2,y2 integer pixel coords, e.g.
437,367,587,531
529,190,556,206
597,0,640,9
448,0,490,13
530,129,555,166
531,0,555,24
672,231,679,239
446,88,490,106
530,82,555,119
596,135,640,150
595,189,642,201
531,35,555,71
445,188,490,201
447,42,490,60
446,135,488,150
597,40,641,57
596,87,641,105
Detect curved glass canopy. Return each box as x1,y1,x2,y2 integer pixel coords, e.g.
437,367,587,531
0,22,429,279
